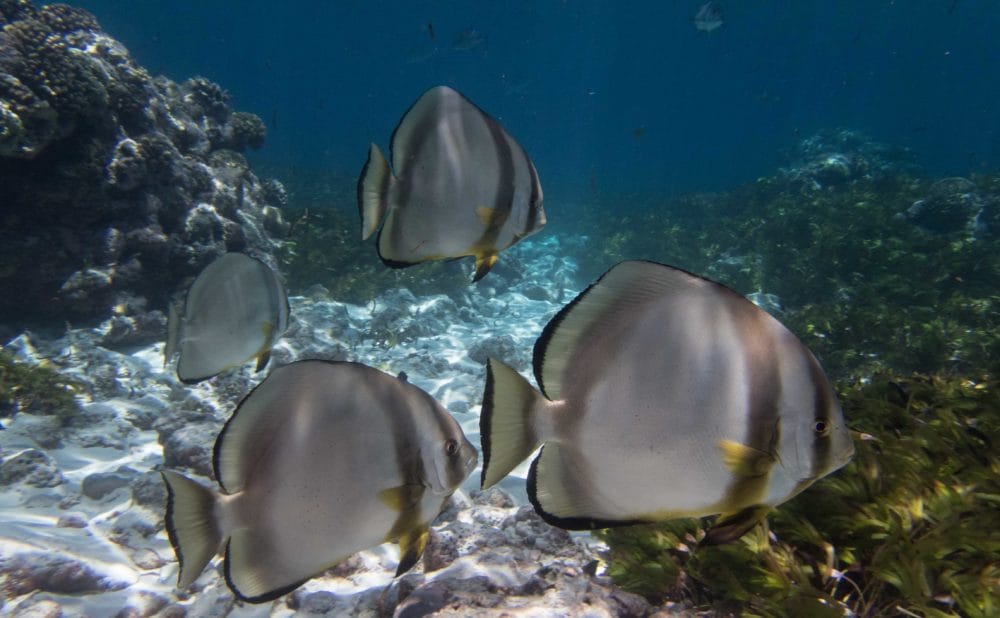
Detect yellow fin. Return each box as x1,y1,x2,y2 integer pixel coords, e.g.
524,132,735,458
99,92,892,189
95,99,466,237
718,439,775,477
473,253,499,282
475,205,495,226
253,322,275,372
377,484,425,511
702,505,771,546
395,526,430,576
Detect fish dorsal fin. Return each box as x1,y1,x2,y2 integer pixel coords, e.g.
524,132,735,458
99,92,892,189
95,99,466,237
718,439,776,477
534,260,715,399
213,362,307,493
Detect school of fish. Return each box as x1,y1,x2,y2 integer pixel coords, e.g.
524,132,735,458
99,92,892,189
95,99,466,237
160,84,854,603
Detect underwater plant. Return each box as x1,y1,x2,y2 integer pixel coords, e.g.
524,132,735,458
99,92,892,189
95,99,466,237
597,372,1000,616
0,350,81,423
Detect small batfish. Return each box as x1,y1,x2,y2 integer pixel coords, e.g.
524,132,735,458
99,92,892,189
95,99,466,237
164,253,288,384
162,360,478,602
480,261,854,543
693,1,725,33
358,86,546,282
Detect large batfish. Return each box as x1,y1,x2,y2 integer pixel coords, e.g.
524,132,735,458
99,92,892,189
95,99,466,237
480,260,854,543
358,85,546,282
162,360,478,602
164,253,288,384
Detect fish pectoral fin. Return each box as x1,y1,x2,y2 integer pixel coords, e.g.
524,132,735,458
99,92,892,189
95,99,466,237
701,505,771,546
718,439,775,477
473,252,499,282
475,205,496,226
378,484,426,511
395,526,430,577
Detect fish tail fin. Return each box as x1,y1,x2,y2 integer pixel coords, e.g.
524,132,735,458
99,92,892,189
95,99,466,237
480,358,548,489
164,301,181,368
161,470,223,589
358,143,393,240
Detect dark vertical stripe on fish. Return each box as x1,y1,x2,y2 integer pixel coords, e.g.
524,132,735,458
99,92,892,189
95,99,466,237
474,116,516,248
719,304,781,507
807,355,834,478
523,156,542,235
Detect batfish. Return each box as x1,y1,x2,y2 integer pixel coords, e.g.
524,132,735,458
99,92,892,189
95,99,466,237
480,260,854,543
358,85,546,282
164,253,288,384
162,360,478,602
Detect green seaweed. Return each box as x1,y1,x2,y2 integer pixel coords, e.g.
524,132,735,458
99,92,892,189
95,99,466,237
0,349,81,422
597,373,1000,616
276,206,471,303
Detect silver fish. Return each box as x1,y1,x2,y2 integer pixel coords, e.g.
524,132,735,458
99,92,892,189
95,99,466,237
358,86,546,282
162,360,477,602
480,260,854,543
164,253,288,384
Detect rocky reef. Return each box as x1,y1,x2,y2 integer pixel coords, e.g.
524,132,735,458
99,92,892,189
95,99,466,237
0,1,287,344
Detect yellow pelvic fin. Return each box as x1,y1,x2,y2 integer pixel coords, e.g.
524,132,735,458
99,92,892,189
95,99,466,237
395,526,430,577
701,504,772,546
473,252,499,282
718,439,776,477
253,322,275,372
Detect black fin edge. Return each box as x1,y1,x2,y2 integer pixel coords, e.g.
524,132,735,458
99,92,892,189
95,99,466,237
223,539,308,604
525,446,647,531
161,472,185,581
478,359,496,489
532,259,757,398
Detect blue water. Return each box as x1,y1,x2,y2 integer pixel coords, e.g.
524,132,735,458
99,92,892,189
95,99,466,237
64,1,1000,200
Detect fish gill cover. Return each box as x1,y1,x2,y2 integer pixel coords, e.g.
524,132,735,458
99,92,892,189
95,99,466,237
0,1,999,616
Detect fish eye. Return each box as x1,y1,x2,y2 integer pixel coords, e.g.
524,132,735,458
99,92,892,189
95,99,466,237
813,420,830,436
445,439,459,456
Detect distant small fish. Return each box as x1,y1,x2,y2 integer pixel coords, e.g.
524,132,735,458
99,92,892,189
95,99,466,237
162,360,478,602
693,1,725,33
452,27,487,51
358,86,546,281
480,261,854,543
427,21,436,41
164,253,288,384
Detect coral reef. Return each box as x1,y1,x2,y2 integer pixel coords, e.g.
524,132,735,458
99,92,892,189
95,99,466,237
0,1,283,341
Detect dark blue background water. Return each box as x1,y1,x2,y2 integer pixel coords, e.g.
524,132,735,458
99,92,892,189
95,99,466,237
60,1,1000,202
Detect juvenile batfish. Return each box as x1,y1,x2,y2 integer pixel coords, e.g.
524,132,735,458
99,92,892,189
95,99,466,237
162,360,478,602
358,85,546,282
164,253,288,384
480,260,854,543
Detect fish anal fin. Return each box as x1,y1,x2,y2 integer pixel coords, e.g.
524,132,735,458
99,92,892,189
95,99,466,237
702,505,771,546
718,439,775,477
395,526,430,576
473,252,499,282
